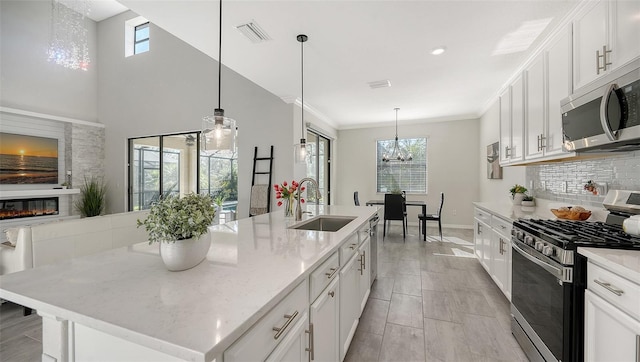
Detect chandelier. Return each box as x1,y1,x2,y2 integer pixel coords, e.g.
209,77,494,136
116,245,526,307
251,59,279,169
47,0,91,71
382,108,412,162
294,34,308,164
202,0,237,153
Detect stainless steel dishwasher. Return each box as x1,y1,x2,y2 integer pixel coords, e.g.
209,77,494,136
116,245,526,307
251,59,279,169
369,213,379,285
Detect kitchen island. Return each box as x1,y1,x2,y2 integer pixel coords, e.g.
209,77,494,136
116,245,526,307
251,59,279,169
0,205,378,362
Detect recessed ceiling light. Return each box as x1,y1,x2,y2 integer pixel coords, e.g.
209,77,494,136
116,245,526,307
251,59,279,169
431,47,446,55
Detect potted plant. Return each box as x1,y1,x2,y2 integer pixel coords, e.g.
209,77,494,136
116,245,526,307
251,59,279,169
509,184,528,205
60,181,70,189
521,195,536,207
137,193,215,271
75,176,107,217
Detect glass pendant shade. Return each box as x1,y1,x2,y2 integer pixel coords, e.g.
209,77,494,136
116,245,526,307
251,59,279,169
294,138,307,163
201,108,236,153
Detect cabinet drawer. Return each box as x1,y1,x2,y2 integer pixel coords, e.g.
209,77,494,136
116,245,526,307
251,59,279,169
474,208,492,224
492,216,512,238
339,233,359,265
224,280,309,362
310,252,340,302
588,262,640,320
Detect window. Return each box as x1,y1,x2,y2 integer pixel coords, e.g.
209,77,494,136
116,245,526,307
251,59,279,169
134,22,149,54
125,16,149,57
376,138,427,194
199,150,238,212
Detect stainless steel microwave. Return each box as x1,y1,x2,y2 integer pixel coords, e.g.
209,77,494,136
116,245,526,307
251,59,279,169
561,58,640,152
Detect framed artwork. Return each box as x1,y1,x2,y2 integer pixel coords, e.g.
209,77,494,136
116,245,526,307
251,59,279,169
0,132,59,184
487,142,502,179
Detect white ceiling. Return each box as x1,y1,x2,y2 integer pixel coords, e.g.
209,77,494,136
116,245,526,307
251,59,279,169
105,0,580,129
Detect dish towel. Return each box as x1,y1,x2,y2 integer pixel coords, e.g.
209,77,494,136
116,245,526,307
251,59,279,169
250,185,269,215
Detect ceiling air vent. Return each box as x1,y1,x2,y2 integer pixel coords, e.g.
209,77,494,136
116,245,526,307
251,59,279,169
235,21,271,43
368,80,391,89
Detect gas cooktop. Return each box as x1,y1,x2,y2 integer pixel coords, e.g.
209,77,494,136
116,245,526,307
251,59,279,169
514,219,640,250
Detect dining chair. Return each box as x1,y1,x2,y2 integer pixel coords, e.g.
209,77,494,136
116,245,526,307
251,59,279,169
354,191,360,206
383,193,407,240
418,192,444,241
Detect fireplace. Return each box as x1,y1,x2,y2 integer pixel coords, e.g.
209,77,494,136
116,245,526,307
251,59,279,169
0,197,59,220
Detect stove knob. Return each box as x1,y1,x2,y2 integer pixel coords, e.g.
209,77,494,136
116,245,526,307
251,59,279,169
524,235,534,245
517,231,524,240
535,241,544,251
542,245,554,256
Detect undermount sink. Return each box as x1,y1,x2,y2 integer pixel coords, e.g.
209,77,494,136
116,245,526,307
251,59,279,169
289,216,357,232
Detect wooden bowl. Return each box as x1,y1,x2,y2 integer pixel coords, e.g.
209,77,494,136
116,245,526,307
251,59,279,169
551,209,592,221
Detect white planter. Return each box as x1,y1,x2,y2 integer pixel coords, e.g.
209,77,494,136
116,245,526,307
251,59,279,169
512,193,525,205
521,200,536,207
159,234,211,271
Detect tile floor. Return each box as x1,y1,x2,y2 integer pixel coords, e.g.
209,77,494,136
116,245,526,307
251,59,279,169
344,225,528,362
0,225,527,362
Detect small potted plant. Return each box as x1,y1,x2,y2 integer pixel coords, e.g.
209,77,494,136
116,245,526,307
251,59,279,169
137,193,216,271
509,184,528,205
75,176,107,217
60,181,70,189
521,195,536,207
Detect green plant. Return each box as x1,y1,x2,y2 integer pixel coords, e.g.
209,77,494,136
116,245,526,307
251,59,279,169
137,193,215,244
509,184,528,198
61,181,70,187
75,176,107,217
522,195,534,202
213,194,224,208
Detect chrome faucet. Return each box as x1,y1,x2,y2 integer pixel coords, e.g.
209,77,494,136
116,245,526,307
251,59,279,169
296,178,320,221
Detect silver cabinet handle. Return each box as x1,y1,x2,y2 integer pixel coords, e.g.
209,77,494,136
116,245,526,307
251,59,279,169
597,45,612,74
272,310,298,339
305,323,314,360
328,290,335,297
362,250,366,271
594,279,624,296
505,146,511,158
540,134,546,149
537,134,541,152
325,267,338,279
636,335,639,362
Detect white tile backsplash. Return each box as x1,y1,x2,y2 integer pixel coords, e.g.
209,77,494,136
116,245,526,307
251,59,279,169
526,150,640,207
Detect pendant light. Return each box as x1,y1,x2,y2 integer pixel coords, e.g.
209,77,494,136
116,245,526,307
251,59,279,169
294,34,308,164
382,108,412,162
201,0,236,153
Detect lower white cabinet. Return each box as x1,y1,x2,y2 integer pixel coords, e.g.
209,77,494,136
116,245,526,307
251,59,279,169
358,237,371,314
584,290,640,362
339,252,360,361
473,207,512,301
266,311,310,362
310,277,339,362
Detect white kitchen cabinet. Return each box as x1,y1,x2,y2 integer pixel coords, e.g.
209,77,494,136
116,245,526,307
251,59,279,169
500,75,524,165
525,54,545,160
266,311,310,362
573,0,640,90
584,290,640,362
545,26,572,157
473,207,512,300
491,216,512,301
339,252,360,361
310,277,339,362
358,237,371,314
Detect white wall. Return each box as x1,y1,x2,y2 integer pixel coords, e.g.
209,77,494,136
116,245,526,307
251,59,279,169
337,118,480,228
97,11,294,215
0,1,98,122
478,100,526,204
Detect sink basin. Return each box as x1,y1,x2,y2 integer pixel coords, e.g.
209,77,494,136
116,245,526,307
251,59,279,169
289,216,357,232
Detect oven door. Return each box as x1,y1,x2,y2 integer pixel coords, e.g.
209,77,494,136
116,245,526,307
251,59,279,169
511,239,573,362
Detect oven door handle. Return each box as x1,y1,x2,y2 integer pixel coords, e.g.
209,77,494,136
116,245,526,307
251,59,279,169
512,240,572,282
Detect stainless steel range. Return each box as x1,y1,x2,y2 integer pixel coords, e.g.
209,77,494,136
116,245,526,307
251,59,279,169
510,190,640,362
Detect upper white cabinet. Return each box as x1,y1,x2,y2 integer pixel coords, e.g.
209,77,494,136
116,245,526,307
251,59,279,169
500,76,524,165
573,0,640,90
525,26,573,161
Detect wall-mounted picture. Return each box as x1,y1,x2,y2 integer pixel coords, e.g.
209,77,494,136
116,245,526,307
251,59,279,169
0,132,58,184
487,142,502,179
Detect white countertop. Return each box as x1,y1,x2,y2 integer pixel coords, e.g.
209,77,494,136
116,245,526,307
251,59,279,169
474,199,609,223
0,205,378,362
578,247,640,284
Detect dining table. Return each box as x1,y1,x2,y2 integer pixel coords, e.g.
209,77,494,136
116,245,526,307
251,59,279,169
365,199,428,241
